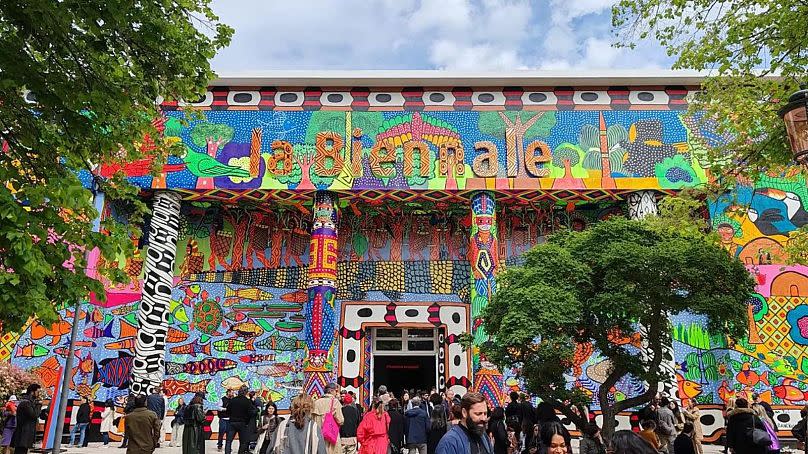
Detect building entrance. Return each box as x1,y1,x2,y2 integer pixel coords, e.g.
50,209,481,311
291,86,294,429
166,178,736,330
371,328,438,397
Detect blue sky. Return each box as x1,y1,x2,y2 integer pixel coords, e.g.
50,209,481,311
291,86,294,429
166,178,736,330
209,0,676,72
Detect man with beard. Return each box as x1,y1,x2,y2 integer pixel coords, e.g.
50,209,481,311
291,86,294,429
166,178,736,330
435,392,493,454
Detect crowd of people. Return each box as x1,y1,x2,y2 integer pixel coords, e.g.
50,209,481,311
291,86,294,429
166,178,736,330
2,383,808,454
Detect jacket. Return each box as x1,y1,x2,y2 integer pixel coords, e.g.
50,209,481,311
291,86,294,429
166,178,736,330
673,434,695,454
339,405,360,439
356,412,389,454
182,403,206,454
656,407,677,439
173,404,187,426
404,407,431,445
312,395,344,454
76,403,91,424
147,394,165,420
489,419,508,454
101,408,115,433
435,424,493,454
726,408,767,454
638,428,659,450
682,407,703,441
386,410,405,450
579,435,605,454
10,393,42,449
125,408,161,454
228,396,258,423
269,417,326,454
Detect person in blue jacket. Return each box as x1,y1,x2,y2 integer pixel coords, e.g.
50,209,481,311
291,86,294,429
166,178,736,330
435,392,493,454
404,396,431,454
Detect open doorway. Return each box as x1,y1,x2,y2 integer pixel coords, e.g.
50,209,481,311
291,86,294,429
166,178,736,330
371,328,438,397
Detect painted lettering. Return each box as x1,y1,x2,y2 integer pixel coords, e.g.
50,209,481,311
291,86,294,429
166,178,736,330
524,140,551,177
314,131,344,177
472,141,498,177
370,139,396,177
267,140,293,176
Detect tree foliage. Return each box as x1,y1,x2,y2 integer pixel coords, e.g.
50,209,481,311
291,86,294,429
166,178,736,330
0,1,232,330
612,0,808,180
481,217,754,437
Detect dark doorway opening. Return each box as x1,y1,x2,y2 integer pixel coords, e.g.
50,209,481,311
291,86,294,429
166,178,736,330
373,355,436,398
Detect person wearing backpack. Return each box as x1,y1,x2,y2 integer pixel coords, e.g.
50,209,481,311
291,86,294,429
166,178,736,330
268,394,326,454
726,398,768,454
312,383,344,454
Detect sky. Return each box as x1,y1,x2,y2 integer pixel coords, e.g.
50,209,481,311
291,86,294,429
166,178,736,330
208,0,676,73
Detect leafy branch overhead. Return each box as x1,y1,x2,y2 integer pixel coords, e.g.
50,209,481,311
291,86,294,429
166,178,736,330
481,216,754,437
0,1,232,330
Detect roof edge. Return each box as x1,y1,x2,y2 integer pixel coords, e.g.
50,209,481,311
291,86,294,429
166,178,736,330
210,69,713,87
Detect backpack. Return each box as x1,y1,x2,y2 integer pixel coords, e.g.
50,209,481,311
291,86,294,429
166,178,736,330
792,418,807,441
322,398,339,444
272,419,318,454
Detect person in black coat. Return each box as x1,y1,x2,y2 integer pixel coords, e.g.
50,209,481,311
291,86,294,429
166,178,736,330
673,423,696,454
11,384,43,454
488,407,509,454
726,398,768,454
387,399,406,453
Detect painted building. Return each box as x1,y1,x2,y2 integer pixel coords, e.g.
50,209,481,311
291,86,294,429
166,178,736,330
1,72,807,442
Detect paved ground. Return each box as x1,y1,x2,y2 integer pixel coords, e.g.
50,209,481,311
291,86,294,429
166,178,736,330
56,439,755,454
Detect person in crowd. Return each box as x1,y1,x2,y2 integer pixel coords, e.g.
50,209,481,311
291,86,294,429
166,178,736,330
256,402,283,454
752,394,775,429
435,392,493,454
449,404,462,426
637,399,659,427
339,394,360,454
377,386,391,408
523,424,540,454
579,423,605,454
638,420,660,451
219,389,235,452
69,396,92,447
791,408,807,454
313,383,344,454
488,407,508,454
125,394,161,454
405,396,431,454
427,395,448,454
101,400,115,446
386,399,405,454
670,401,685,433
170,397,187,448
146,387,166,448
608,431,659,454
356,399,390,454
726,398,769,454
120,393,137,449
519,395,535,449
506,420,521,454
504,393,522,434
10,384,42,454
673,422,696,454
656,398,678,454
2,396,17,454
182,395,206,454
535,402,560,425
226,386,258,454
402,392,411,412
539,422,572,454
682,402,703,454
418,392,431,418
268,393,326,454
752,404,779,454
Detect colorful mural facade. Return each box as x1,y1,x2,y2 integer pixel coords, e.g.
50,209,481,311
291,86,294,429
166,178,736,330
2,82,807,442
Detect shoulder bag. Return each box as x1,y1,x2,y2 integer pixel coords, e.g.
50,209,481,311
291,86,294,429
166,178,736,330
322,398,339,444
749,416,772,448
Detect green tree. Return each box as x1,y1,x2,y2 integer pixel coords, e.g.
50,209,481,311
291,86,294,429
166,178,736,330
190,121,235,157
478,111,557,177
0,1,231,330
612,0,807,178
481,217,753,437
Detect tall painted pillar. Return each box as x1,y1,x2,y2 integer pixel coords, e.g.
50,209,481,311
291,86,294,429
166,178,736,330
627,191,678,400
304,191,340,397
131,191,182,396
468,191,506,407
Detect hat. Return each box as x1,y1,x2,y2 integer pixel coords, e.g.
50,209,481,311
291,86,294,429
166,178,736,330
8,395,17,402
343,394,353,404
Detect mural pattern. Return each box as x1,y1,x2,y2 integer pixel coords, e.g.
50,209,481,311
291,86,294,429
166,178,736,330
132,191,182,395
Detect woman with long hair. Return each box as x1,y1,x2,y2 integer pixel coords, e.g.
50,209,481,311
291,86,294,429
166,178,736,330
427,396,448,454
257,402,283,454
540,421,573,454
100,400,115,446
182,394,206,454
268,393,326,454
488,407,508,454
170,397,186,448
608,430,658,454
356,398,390,454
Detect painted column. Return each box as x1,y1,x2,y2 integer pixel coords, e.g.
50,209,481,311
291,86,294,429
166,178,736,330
131,191,182,396
468,191,505,407
627,191,678,400
304,191,340,397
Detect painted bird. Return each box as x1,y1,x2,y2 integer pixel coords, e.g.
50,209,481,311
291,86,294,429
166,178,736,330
181,147,252,179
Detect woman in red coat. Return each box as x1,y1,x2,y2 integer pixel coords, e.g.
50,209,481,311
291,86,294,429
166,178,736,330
357,399,390,454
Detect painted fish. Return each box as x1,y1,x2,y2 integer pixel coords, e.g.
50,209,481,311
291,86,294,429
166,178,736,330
84,320,114,339
256,335,306,352
239,354,276,364
221,376,247,390
92,352,134,389
773,379,808,404
213,338,255,353
166,358,237,375
169,299,190,323
249,364,294,378
224,285,273,301
280,290,307,304
228,322,264,338
167,327,190,343
74,340,96,348
105,337,136,353
606,329,643,348
32,357,62,390
111,303,139,315
16,343,48,358
30,317,72,346
77,352,95,374
169,341,211,357
75,382,101,400
255,387,284,403
224,311,247,323
119,320,139,339
162,378,210,397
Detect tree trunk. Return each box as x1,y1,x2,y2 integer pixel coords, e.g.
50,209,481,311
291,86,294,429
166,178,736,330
600,406,618,440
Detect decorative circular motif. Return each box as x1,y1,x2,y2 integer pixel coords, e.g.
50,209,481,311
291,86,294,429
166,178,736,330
454,355,461,366
405,309,419,317
528,93,547,103
347,349,356,362
429,93,446,103
375,93,392,103
327,94,344,103
193,299,223,335
786,305,808,345
638,92,655,101
233,93,254,103
357,308,373,317
478,93,495,103
581,92,599,101
452,313,461,324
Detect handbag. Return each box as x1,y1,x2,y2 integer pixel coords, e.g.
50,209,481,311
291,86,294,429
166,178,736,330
749,416,772,448
322,398,340,444
762,420,780,451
